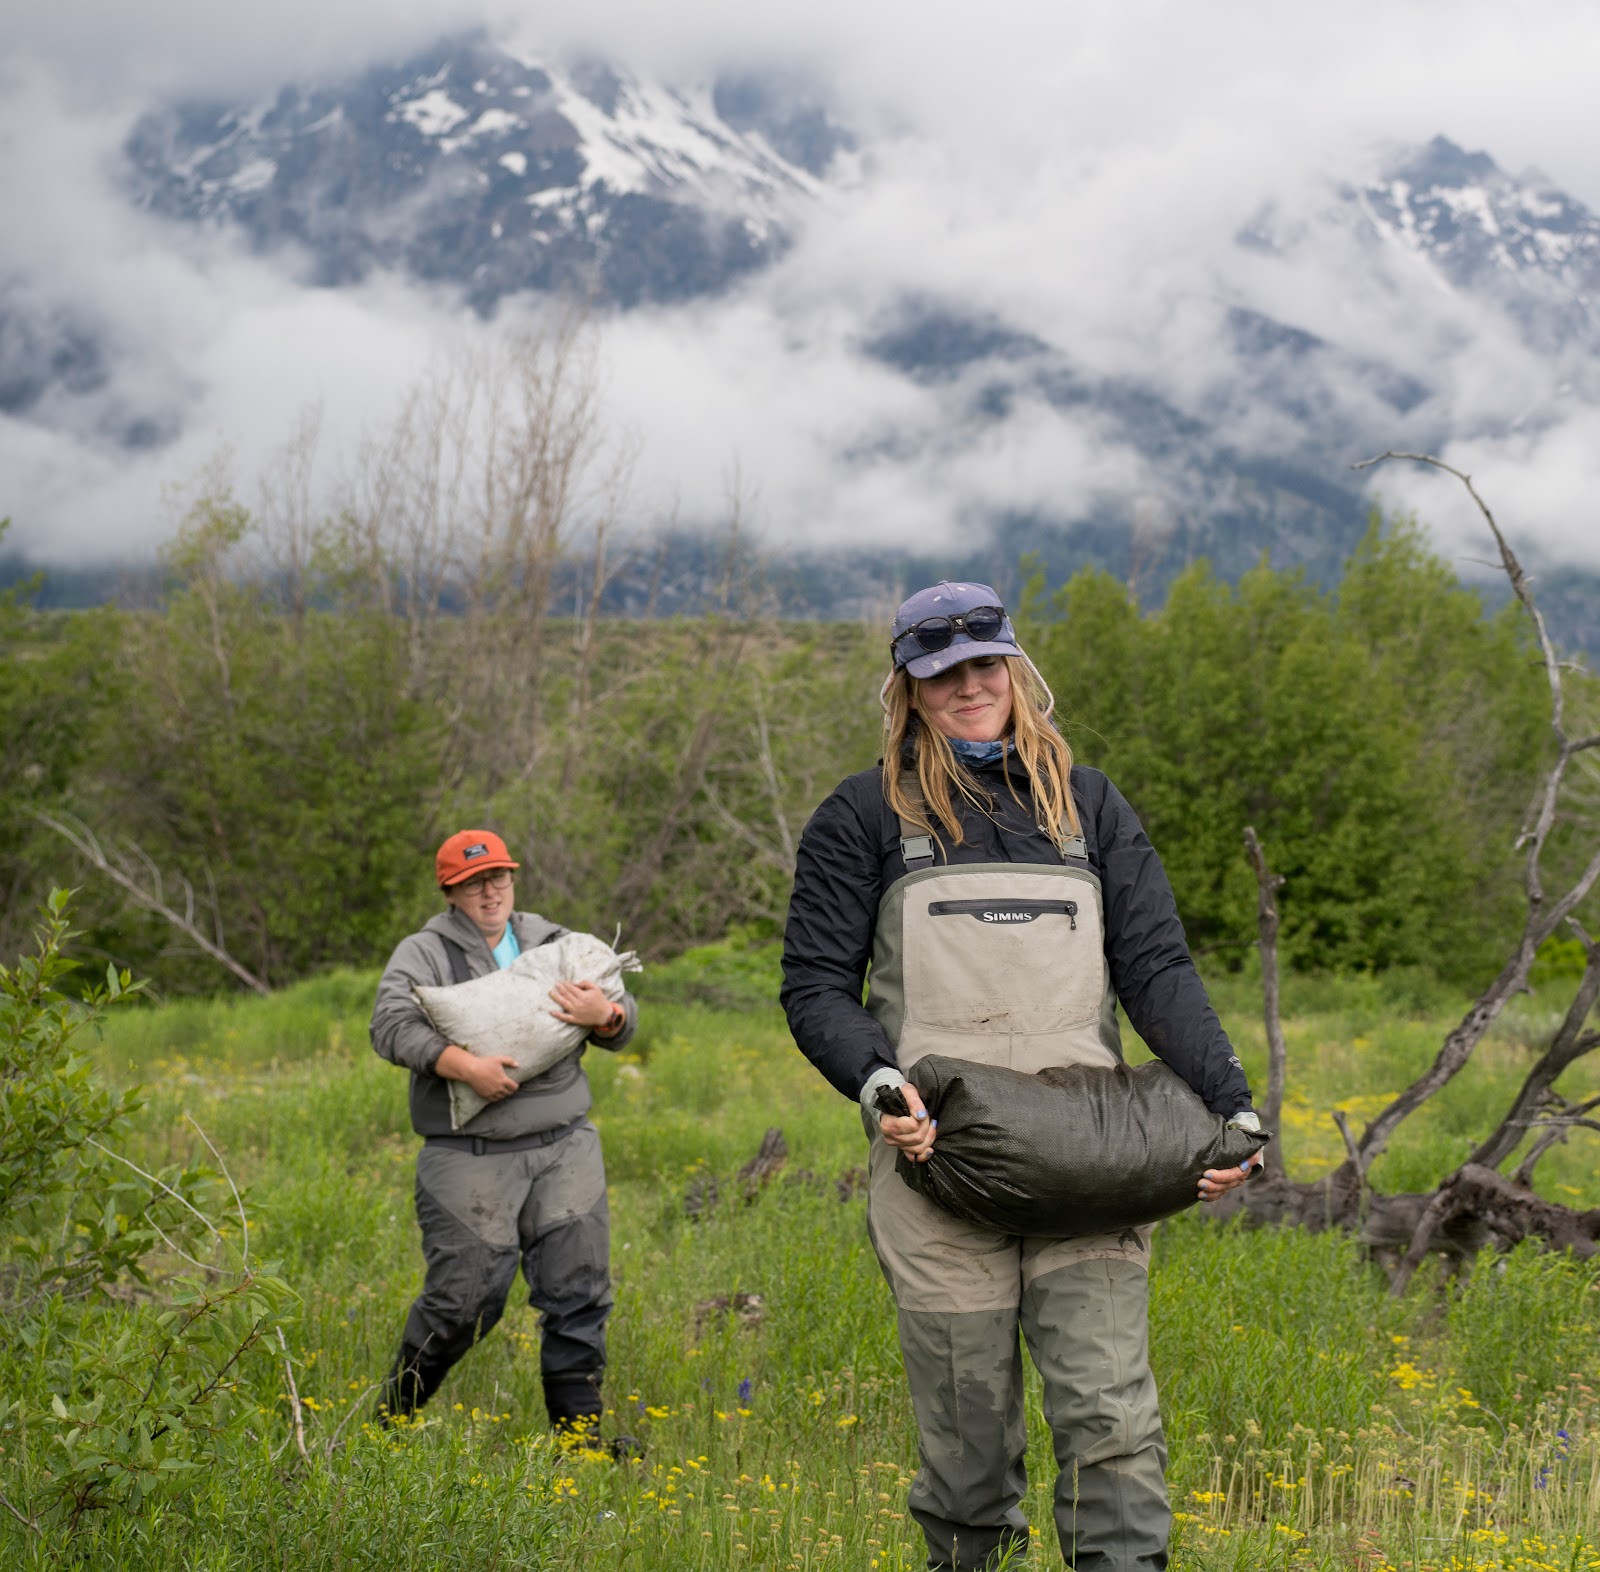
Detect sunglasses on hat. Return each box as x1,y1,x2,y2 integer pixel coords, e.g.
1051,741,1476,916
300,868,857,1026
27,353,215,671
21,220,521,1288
891,605,1006,659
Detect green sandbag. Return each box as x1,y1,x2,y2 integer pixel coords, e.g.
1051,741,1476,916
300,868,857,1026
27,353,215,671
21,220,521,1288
893,1055,1270,1237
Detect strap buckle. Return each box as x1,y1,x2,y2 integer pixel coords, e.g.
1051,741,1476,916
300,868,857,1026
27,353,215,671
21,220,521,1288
900,834,935,871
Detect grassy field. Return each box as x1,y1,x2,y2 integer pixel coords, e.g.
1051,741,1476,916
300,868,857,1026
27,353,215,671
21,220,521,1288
4,938,1599,1571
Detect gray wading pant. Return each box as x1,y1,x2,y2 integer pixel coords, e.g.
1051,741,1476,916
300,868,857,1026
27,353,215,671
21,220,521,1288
399,1122,612,1423
868,1133,1169,1572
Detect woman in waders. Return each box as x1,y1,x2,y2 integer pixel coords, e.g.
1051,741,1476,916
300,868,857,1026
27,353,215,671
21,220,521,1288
780,581,1262,1572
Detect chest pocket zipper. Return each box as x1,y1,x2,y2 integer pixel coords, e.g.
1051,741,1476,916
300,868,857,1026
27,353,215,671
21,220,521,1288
927,898,1078,930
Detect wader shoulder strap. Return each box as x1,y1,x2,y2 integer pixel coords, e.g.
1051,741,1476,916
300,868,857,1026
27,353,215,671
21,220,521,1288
900,826,936,872
438,935,472,986
897,771,1088,868
894,776,937,873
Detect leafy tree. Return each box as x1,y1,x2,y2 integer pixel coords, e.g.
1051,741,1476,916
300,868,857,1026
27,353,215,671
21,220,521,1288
88,490,447,986
9,488,1576,994
0,521,126,968
1021,516,1555,982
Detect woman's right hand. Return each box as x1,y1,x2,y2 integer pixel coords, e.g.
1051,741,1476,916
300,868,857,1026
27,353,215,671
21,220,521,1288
880,1082,937,1163
435,1044,520,1101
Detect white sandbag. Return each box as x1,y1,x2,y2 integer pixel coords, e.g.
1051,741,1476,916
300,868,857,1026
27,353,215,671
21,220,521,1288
413,932,641,1130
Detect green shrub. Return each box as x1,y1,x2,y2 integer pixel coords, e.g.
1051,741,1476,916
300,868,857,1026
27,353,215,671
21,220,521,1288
0,893,294,1531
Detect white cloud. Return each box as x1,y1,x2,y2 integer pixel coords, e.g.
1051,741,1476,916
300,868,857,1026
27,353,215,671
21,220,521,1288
6,0,1600,571
1362,414,1600,570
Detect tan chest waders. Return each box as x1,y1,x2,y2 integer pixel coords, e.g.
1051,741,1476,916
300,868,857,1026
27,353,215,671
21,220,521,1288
867,830,1121,1082
862,797,1155,1308
862,783,1171,1572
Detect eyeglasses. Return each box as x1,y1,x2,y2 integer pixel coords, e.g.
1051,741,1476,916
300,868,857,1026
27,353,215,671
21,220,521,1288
891,605,1007,659
451,868,514,896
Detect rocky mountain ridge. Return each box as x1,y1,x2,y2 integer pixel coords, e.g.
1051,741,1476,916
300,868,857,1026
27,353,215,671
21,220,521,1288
123,33,851,311
1357,135,1600,354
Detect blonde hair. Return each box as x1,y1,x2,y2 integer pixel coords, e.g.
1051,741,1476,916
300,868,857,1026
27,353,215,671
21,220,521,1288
881,655,1081,854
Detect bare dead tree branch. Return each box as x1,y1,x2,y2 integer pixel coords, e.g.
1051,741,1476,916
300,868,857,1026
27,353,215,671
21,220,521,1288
1217,458,1600,1280
85,1139,226,1245
1512,1089,1600,1136
0,1489,39,1534
322,1378,386,1456
753,674,797,872
275,1328,309,1462
1331,1110,1366,1193
699,778,789,867
610,631,753,942
1511,1125,1573,1188
28,810,270,995
1470,922,1600,1171
1389,1184,1461,1297
141,1215,224,1277
185,1114,249,1267
1243,827,1288,1168
1351,451,1563,729
1507,1085,1600,1185
1336,453,1600,1186
1533,1112,1600,1136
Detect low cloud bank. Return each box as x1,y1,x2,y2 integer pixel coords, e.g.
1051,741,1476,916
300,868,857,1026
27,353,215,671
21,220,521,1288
5,1,1600,572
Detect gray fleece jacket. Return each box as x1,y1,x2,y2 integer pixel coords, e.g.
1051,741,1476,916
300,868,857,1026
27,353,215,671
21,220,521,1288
370,907,639,1139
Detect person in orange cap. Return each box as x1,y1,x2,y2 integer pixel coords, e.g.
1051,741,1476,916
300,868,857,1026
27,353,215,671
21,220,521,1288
370,829,637,1443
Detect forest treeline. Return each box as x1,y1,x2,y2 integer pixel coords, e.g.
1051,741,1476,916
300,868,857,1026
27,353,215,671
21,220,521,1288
3,489,1591,998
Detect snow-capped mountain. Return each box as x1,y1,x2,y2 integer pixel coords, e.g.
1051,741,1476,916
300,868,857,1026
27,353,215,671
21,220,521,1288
124,33,852,310
812,134,1600,635
5,31,1599,652
1357,136,1600,353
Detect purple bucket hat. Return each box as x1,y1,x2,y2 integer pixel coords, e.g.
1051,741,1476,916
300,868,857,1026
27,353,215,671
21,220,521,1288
890,581,1020,679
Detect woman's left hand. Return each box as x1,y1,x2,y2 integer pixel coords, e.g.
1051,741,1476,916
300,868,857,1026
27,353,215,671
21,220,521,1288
1198,1150,1264,1202
549,979,618,1031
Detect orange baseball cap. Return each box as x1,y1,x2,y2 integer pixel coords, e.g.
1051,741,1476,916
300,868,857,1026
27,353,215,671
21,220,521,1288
435,829,520,889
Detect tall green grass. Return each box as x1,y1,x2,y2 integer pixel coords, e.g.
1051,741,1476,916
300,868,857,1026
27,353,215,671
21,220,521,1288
3,938,1597,1570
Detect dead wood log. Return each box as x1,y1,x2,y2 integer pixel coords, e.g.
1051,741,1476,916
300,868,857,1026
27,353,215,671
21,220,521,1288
1387,1166,1600,1294
738,1128,789,1201
684,1128,792,1218
1218,1162,1600,1280
693,1292,765,1335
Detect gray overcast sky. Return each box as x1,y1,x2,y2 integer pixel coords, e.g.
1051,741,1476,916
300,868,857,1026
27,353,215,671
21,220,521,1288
6,0,1600,566
14,0,1600,200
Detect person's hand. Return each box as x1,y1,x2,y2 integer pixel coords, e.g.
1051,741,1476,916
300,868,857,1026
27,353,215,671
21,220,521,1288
436,1044,519,1100
880,1082,937,1163
1198,1149,1264,1202
550,979,621,1032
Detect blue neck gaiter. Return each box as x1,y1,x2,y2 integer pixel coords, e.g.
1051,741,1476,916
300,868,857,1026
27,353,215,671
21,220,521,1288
949,737,1010,767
